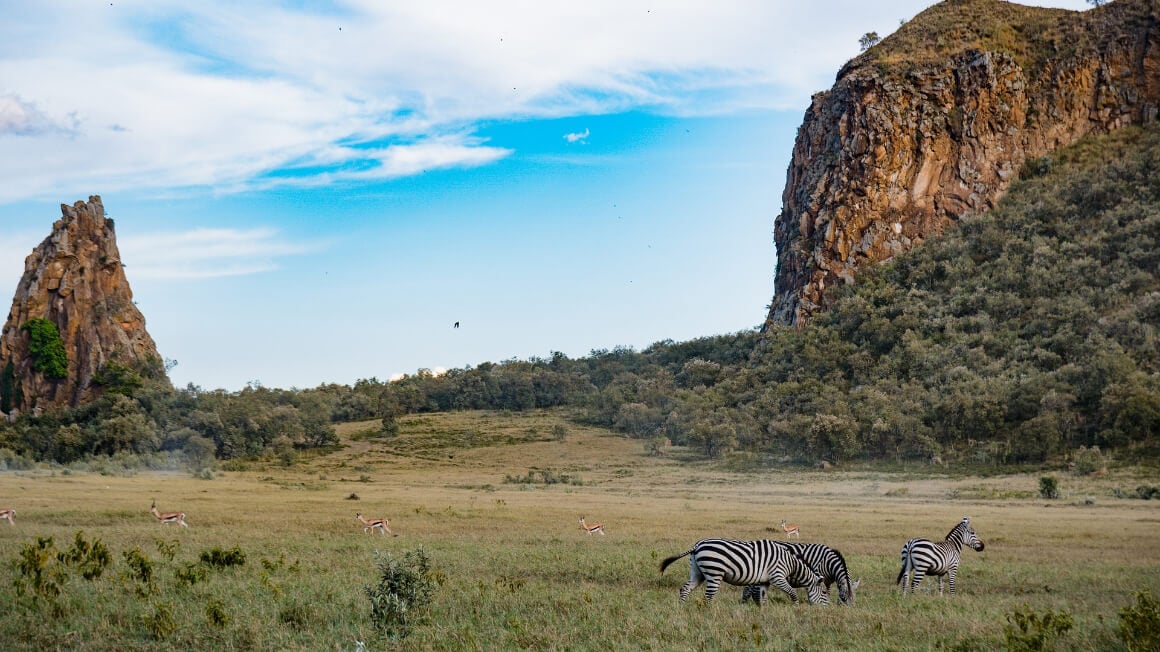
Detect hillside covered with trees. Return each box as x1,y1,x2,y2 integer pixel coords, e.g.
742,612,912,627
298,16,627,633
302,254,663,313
0,124,1156,470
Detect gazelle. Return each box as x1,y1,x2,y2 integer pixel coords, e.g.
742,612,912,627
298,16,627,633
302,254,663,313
356,513,392,536
0,508,14,525
579,516,605,536
150,499,188,527
780,520,800,539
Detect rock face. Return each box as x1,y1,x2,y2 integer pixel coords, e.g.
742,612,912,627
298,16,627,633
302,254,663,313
766,0,1160,328
0,196,166,415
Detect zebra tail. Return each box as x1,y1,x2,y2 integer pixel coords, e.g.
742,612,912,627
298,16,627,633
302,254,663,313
660,549,693,574
895,563,906,585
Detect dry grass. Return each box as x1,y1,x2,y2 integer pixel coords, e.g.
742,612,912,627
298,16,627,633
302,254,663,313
0,408,1158,650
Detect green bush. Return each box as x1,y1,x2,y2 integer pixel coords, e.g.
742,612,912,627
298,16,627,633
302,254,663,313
364,547,439,639
1120,590,1160,652
13,536,68,606
199,545,247,569
1004,605,1073,651
1039,476,1060,499
21,318,69,379
60,531,112,581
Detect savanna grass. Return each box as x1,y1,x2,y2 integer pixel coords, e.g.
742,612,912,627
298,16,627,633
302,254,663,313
0,409,1157,650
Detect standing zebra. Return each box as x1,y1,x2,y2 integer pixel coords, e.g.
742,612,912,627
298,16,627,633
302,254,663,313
742,542,860,606
660,539,826,604
897,517,985,595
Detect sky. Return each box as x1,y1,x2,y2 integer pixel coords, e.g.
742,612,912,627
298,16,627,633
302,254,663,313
0,0,1094,391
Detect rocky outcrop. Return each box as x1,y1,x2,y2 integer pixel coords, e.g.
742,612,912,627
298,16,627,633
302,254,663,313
0,196,166,415
766,0,1160,328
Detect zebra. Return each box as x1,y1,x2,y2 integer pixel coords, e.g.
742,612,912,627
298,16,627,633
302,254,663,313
897,517,985,595
741,542,860,606
660,538,827,604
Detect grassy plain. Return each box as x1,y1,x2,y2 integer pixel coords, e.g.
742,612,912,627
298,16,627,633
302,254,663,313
0,408,1158,650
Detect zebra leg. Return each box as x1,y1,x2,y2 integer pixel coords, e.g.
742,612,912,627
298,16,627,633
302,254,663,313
909,570,923,594
679,565,704,602
703,577,722,602
770,575,799,603
947,568,957,595
937,574,944,596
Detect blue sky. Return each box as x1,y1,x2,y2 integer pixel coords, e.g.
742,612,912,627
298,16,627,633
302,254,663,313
0,0,1093,390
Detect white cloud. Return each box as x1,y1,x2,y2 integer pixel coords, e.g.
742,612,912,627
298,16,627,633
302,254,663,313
118,228,314,280
0,0,1095,204
0,94,76,136
564,128,590,144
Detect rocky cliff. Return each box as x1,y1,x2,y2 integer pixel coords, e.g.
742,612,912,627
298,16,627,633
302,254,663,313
765,0,1160,328
0,196,166,415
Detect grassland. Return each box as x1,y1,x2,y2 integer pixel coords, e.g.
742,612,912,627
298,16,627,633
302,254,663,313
1,408,1158,650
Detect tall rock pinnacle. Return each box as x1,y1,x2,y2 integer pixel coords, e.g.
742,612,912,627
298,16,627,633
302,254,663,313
0,196,167,415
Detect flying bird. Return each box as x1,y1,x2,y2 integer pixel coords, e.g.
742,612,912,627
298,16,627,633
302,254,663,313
454,321,460,329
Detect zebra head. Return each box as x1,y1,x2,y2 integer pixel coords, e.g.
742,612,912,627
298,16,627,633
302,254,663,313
952,517,985,552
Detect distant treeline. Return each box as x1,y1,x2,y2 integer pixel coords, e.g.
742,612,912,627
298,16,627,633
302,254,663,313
1,125,1157,468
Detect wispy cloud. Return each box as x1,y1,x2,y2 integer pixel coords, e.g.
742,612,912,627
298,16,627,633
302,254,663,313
119,228,314,280
0,0,1093,203
0,94,76,137
564,128,589,144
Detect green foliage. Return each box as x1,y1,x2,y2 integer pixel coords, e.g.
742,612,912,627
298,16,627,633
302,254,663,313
859,31,881,51
205,597,230,628
1120,590,1160,652
1039,476,1060,500
144,601,177,640
1070,446,1109,475
199,545,246,570
13,536,68,605
21,318,68,379
92,360,144,395
121,547,155,596
61,531,112,581
1004,605,1073,652
364,547,438,639
175,561,208,587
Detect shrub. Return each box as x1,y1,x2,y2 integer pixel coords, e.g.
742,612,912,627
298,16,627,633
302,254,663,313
145,601,177,640
364,548,439,638
1120,590,1160,652
175,562,208,587
199,545,247,569
22,318,68,379
1039,476,1060,499
61,531,112,580
205,598,230,628
122,547,155,596
1003,605,1073,652
13,536,68,606
1071,446,1109,475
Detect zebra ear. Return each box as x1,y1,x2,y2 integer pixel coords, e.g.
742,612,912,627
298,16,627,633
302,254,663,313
961,517,970,524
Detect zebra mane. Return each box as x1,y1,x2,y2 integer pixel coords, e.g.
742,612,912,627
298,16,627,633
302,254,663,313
945,518,971,542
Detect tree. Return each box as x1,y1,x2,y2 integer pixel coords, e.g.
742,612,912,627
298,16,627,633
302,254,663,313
859,32,881,51
1086,0,1105,7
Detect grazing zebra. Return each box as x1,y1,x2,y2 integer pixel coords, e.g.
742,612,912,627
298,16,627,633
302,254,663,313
742,542,860,606
897,517,985,595
660,539,826,604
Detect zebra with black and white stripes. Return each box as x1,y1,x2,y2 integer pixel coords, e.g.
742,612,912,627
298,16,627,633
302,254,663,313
897,517,985,595
660,538,826,604
741,542,860,605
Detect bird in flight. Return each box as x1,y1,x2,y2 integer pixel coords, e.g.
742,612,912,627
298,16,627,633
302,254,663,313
454,321,460,329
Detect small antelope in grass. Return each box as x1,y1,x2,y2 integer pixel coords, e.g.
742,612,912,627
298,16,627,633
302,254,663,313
0,508,14,525
150,499,188,527
579,517,605,536
356,513,393,536
780,520,800,539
